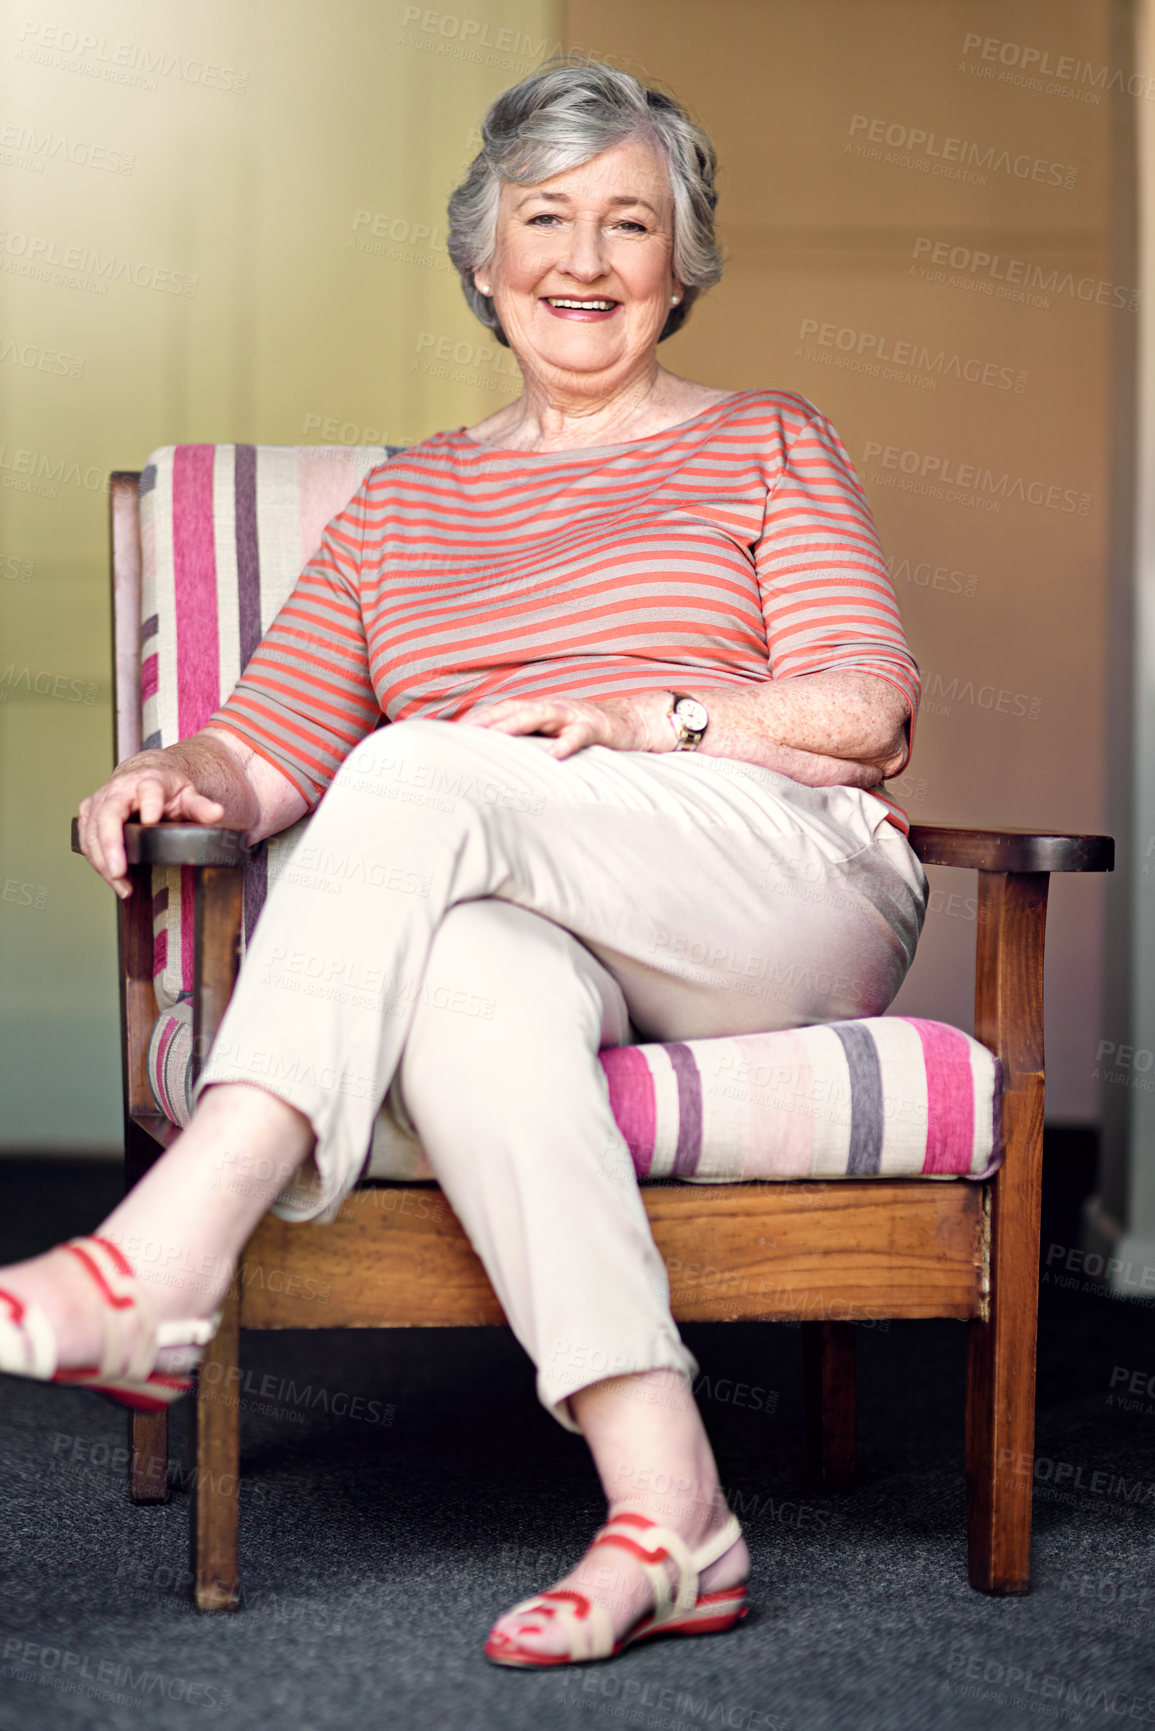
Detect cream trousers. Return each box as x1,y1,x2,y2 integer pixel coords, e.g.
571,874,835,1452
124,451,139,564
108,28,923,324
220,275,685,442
196,718,927,1431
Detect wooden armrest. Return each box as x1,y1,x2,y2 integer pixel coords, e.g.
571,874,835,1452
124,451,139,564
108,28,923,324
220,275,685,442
69,819,1114,875
907,825,1113,874
70,818,251,868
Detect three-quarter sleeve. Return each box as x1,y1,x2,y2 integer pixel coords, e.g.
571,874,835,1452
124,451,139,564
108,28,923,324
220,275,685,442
756,407,920,723
206,479,384,809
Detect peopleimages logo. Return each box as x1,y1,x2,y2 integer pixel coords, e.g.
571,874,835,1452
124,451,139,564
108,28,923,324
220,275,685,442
945,1650,1155,1721
861,440,1091,517
885,555,979,598
0,339,85,380
15,21,248,93
910,236,1140,311
0,123,134,174
798,318,1026,393
960,32,1155,103
0,230,198,297
0,664,98,703
0,1638,231,1713
0,448,104,497
847,114,1077,187
920,673,1041,721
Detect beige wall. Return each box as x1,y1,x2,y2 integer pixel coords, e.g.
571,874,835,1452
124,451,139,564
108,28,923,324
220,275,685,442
0,0,559,1146
564,0,1118,1119
0,0,1118,1144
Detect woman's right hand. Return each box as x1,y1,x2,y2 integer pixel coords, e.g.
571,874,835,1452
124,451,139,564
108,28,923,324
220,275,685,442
77,758,226,899
78,730,305,899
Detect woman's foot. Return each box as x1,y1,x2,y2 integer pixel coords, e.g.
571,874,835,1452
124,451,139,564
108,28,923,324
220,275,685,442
0,1224,230,1374
0,1236,221,1408
0,1083,315,1391
486,1366,749,1663
1,1243,128,1372
485,1498,748,1663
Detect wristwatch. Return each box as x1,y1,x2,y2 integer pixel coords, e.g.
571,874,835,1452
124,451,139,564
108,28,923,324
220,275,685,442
667,692,709,751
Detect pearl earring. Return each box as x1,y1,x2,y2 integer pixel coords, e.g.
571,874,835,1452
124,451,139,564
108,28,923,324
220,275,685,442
670,294,680,306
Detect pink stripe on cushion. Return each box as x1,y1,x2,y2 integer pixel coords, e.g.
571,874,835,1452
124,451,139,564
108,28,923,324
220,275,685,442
172,445,221,739
908,1018,974,1174
153,1015,179,1121
736,1029,818,1177
599,1046,657,1177
141,654,158,702
971,1053,1004,1181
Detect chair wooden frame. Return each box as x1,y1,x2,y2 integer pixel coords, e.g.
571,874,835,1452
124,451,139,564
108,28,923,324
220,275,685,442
84,471,1113,1612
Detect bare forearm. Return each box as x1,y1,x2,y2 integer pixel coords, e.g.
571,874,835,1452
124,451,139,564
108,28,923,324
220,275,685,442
701,728,888,788
611,672,909,788
202,728,310,841
692,672,911,786
737,671,909,762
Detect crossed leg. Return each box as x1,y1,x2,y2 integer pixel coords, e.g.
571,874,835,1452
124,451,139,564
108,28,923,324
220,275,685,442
394,897,747,1656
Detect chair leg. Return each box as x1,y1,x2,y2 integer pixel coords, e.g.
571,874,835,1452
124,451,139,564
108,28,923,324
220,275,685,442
803,1321,856,1491
966,1299,1035,1595
965,870,1048,1594
129,1410,171,1504
189,1275,241,1611
123,1116,170,1503
187,861,245,1610
965,1103,1040,1593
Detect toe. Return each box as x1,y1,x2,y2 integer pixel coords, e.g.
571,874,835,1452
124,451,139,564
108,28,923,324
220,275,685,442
484,1627,521,1658
485,1609,560,1662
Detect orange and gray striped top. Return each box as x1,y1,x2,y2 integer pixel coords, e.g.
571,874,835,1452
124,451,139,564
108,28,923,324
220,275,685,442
208,389,919,830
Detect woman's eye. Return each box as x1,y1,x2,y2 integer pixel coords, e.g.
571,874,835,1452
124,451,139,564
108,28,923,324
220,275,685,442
524,213,648,233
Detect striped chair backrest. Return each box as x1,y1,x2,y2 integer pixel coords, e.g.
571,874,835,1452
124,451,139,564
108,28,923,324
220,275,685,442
140,444,403,1008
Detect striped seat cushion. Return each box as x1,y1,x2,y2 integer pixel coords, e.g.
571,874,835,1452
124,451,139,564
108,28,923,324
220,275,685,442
148,1002,1001,1183
142,443,1002,1186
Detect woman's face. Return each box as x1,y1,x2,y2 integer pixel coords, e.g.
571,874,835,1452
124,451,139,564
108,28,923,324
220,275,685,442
477,135,680,396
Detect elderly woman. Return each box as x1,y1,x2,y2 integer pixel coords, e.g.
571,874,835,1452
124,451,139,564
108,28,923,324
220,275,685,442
0,59,925,1666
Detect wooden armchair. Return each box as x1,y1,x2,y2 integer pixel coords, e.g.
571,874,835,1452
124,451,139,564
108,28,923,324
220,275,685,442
80,467,1112,1612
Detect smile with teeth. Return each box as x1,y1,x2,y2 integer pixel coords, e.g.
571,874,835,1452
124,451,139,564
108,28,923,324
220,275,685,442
544,296,619,310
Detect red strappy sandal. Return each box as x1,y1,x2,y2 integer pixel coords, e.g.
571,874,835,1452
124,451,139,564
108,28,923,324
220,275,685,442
0,1235,220,1413
484,1509,747,1667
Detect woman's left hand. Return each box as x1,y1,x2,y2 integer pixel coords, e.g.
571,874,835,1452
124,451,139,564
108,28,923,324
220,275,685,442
460,692,671,759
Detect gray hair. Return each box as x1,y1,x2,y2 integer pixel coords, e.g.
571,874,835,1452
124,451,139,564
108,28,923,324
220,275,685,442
446,56,723,348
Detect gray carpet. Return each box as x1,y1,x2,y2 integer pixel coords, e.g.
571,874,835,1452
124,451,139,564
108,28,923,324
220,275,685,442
1,1137,1153,1731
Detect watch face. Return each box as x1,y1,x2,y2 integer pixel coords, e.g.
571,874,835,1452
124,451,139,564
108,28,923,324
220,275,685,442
676,698,709,732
